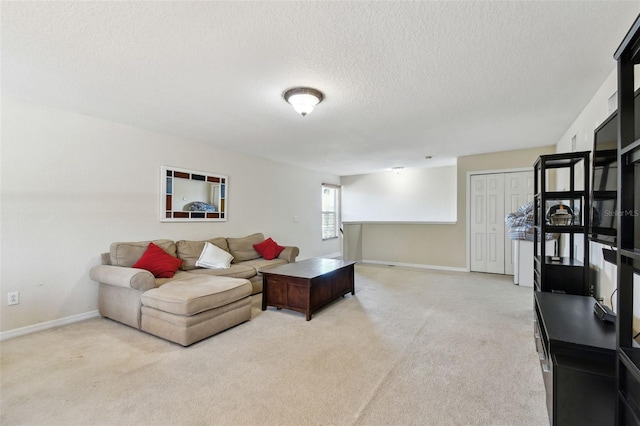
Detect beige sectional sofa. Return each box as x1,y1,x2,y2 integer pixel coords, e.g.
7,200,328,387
89,233,299,346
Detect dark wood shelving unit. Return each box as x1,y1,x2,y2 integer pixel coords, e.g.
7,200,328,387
614,13,640,426
533,151,591,295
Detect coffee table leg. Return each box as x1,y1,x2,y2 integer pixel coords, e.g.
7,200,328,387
350,265,355,295
306,285,312,320
261,276,267,311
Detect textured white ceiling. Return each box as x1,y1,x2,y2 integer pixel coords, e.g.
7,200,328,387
2,1,639,176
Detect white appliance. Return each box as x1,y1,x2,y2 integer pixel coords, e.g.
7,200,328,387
513,240,556,287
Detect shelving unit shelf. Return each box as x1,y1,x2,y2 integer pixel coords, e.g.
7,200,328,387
614,14,640,426
533,151,591,296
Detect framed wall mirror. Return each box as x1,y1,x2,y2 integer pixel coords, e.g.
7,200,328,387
160,166,227,222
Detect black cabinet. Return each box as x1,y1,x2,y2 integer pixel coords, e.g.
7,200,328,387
542,257,586,295
534,292,616,425
533,152,591,295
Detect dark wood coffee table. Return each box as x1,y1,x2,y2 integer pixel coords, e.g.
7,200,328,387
261,258,356,320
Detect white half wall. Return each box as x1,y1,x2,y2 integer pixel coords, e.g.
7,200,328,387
0,98,340,332
341,165,457,222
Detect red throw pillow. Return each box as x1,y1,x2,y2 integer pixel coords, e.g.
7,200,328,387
132,242,182,278
253,238,285,260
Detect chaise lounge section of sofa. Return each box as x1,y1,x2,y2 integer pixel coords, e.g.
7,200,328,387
89,233,299,346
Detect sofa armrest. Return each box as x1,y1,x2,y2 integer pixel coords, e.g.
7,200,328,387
278,246,300,263
89,265,156,292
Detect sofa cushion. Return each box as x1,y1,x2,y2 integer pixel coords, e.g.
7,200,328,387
154,271,192,287
132,242,183,278
176,238,230,271
140,275,251,316
227,233,264,263
241,257,289,274
110,239,176,267
196,242,234,269
253,237,285,260
186,263,256,280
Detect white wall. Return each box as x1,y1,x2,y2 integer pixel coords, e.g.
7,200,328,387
341,165,457,223
0,98,340,332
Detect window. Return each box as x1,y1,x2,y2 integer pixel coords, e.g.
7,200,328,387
322,184,340,240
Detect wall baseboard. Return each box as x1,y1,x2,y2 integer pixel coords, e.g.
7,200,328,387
361,259,467,272
0,310,100,342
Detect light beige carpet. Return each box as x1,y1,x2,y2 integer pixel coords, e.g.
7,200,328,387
1,264,548,426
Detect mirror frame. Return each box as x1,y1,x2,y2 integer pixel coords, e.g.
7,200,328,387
160,166,227,222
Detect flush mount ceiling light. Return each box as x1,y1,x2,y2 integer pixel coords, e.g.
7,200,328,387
392,166,404,174
283,87,324,117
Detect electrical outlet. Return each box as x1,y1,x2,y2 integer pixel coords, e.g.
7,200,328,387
8,292,19,306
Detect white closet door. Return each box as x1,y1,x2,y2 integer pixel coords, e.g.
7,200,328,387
503,171,534,275
485,174,506,273
470,174,505,273
470,175,487,272
471,171,533,275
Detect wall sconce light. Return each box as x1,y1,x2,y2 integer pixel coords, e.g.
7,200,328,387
392,166,404,174
283,87,324,117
